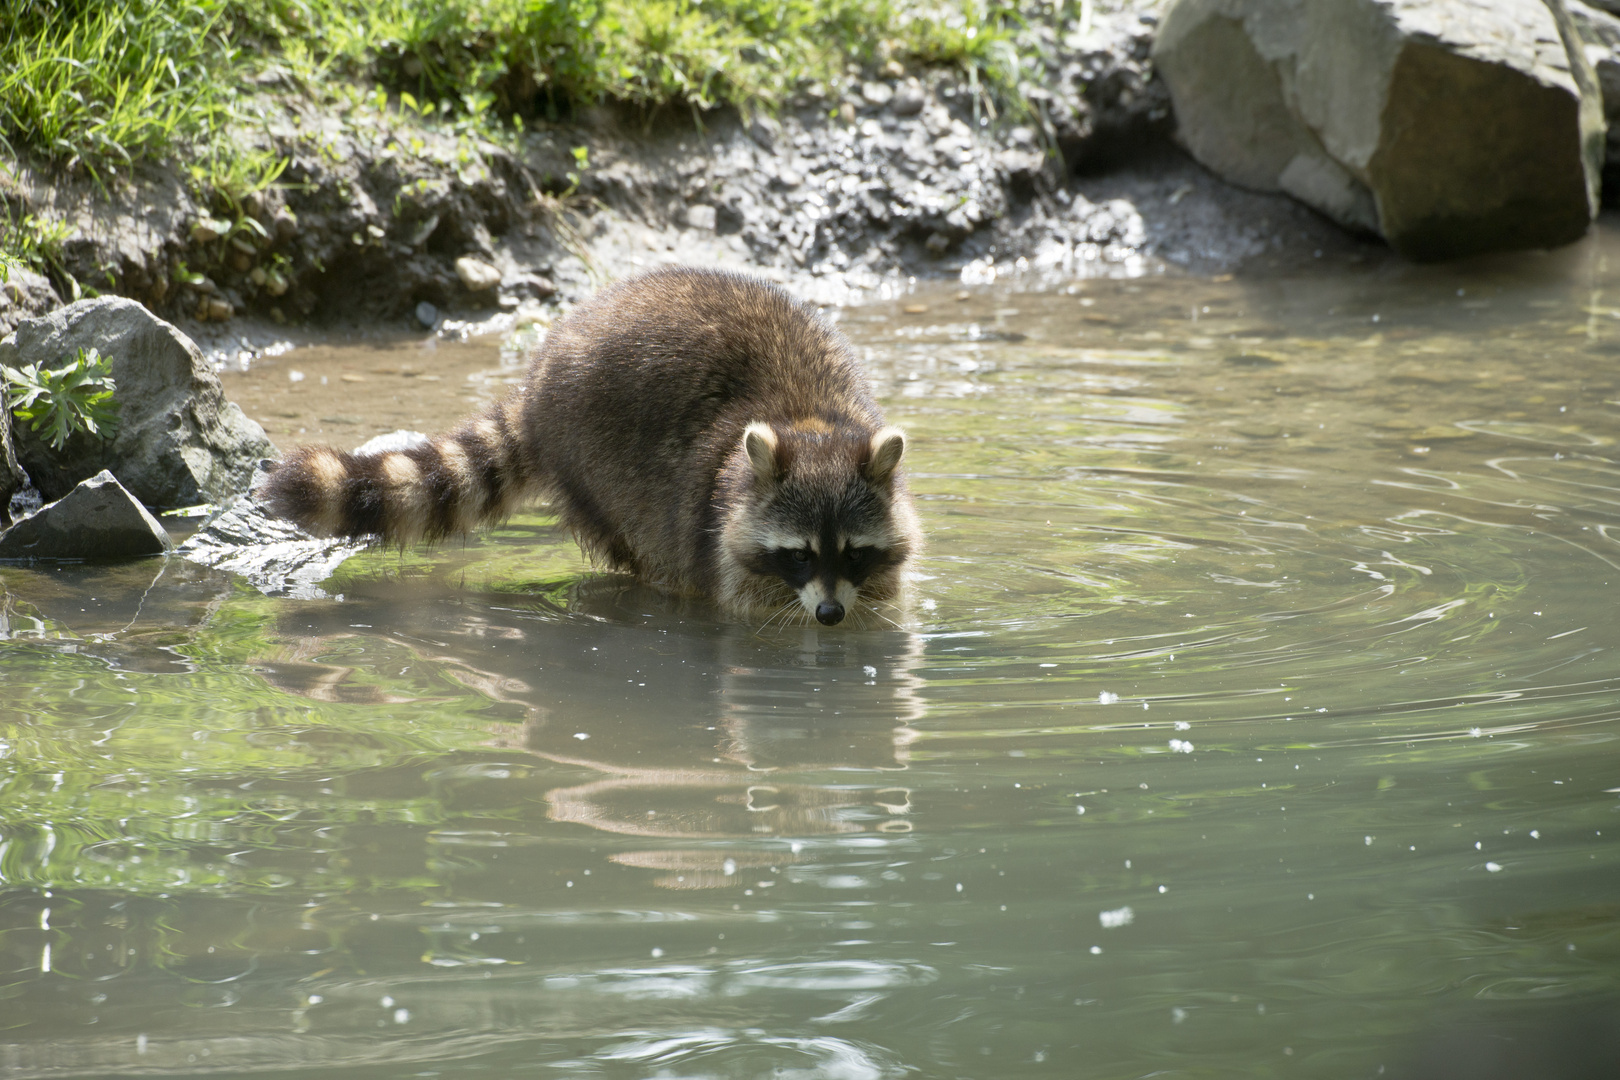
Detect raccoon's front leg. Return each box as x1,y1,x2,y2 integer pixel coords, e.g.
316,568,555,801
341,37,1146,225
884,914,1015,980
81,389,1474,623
259,398,538,545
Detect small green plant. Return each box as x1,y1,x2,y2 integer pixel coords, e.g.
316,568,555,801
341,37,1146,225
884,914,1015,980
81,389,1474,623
0,210,79,297
565,144,589,194
3,347,120,451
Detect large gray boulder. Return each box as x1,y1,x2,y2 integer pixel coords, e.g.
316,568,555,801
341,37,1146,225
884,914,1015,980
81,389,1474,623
0,470,171,559
1154,0,1606,260
0,297,277,508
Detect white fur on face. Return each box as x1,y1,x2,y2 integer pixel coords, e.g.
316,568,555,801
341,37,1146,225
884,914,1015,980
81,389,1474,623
757,531,816,554
796,578,859,618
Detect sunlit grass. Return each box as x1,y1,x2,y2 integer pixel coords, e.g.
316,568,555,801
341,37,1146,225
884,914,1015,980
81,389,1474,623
0,0,236,180
0,0,1034,276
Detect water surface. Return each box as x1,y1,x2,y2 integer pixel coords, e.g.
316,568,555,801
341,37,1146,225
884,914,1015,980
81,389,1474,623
4,234,1620,1079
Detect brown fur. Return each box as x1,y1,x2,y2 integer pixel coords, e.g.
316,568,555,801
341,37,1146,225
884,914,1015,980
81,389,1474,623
259,267,922,622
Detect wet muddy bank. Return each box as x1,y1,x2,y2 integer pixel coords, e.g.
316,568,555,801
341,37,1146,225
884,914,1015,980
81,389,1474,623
0,8,1381,361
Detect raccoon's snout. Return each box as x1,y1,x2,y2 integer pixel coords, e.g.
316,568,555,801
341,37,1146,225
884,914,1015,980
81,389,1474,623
816,601,845,626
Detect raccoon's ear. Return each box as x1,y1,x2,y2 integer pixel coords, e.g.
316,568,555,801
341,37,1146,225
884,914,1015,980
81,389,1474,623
865,426,906,486
743,422,780,486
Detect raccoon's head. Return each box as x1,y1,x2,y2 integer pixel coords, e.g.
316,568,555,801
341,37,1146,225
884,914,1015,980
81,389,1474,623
725,420,919,626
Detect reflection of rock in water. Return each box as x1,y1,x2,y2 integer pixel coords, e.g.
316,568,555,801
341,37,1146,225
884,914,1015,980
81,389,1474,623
0,558,240,673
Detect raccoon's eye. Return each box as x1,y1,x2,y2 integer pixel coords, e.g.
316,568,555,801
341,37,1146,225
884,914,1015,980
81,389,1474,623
845,545,876,565
791,548,812,564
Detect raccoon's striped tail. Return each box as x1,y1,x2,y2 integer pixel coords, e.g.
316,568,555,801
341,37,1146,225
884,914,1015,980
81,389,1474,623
258,402,539,545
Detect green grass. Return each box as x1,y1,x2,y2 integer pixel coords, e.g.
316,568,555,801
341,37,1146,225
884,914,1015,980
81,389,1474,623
234,0,1026,118
3,0,1028,168
0,0,1034,278
0,0,237,179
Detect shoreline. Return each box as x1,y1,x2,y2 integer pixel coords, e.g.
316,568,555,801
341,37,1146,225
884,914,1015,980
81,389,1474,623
1,7,1386,366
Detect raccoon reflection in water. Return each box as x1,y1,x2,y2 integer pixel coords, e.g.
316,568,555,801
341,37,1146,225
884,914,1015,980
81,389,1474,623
261,267,922,627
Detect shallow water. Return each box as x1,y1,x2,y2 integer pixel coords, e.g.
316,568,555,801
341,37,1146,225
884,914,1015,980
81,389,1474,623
4,233,1620,1079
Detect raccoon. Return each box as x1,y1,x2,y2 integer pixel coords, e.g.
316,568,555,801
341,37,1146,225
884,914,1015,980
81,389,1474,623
259,267,923,626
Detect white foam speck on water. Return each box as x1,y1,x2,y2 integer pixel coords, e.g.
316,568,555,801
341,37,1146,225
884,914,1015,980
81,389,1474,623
1169,739,1194,753
1486,862,1503,872
573,732,590,740
1174,721,1191,731
1099,906,1134,928
1098,691,1119,704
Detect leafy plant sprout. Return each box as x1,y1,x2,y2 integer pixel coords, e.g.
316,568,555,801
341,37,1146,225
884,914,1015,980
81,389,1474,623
2,347,120,451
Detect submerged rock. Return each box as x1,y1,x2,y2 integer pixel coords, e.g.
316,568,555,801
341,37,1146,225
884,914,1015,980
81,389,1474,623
1154,0,1605,260
0,297,278,508
177,461,366,599
0,470,171,559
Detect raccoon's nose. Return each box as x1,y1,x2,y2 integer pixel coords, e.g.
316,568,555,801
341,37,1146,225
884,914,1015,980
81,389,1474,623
815,601,845,626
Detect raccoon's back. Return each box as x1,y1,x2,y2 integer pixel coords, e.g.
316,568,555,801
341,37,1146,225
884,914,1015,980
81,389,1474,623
522,268,883,584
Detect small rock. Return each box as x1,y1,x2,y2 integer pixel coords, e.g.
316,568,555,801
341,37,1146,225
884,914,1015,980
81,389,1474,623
0,471,172,560
862,81,894,107
685,204,718,231
890,81,927,116
454,256,502,292
501,271,557,300
513,300,550,329
206,297,233,322
415,300,439,328
190,218,228,243
272,208,298,244
748,116,781,151
354,430,431,456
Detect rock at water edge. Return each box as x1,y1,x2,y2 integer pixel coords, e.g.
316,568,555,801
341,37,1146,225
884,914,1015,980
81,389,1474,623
0,470,172,559
1154,0,1605,260
0,401,24,528
0,297,278,507
177,461,367,599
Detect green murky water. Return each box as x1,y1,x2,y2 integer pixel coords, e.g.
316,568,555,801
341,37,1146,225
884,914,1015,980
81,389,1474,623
4,234,1620,1079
